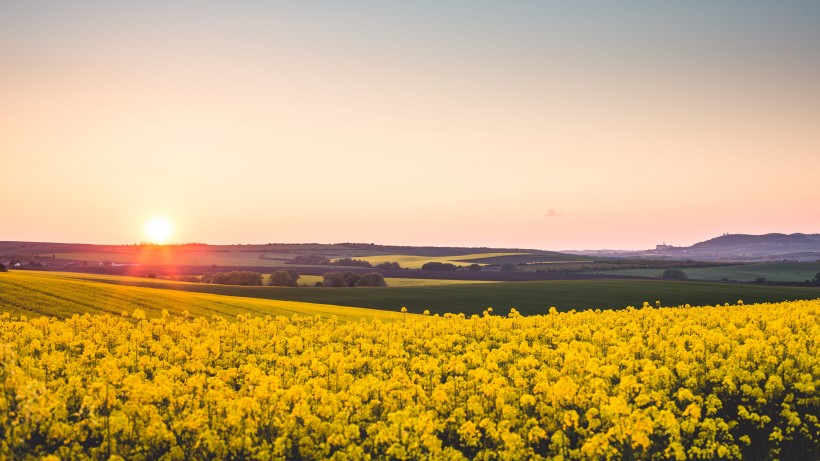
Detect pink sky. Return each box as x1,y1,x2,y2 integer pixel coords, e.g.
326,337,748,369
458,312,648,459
2,2,818,250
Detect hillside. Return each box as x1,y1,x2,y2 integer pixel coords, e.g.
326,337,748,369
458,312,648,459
0,241,585,271
0,271,401,322
690,233,820,250
567,233,820,262
676,233,820,261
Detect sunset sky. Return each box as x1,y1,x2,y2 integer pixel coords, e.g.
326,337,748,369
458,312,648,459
2,1,819,250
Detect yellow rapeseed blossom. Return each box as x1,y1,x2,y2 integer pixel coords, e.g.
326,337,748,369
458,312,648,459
0,299,817,459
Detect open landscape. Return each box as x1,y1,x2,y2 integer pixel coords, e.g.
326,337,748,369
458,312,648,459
2,237,819,459
3,1,819,460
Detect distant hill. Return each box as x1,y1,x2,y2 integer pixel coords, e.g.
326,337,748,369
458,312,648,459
690,233,820,250
658,233,820,262
0,241,587,270
563,233,820,262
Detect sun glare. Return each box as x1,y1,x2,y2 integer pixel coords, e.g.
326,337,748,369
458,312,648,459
144,217,173,244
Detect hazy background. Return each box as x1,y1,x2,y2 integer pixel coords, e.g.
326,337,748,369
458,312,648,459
2,1,819,249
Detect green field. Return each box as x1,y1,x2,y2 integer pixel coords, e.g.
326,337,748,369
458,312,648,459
0,271,402,322
601,262,820,282
54,251,297,267
343,252,530,269
293,274,498,287
25,270,820,317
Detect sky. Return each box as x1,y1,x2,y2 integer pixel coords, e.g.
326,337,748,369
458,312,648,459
2,1,819,250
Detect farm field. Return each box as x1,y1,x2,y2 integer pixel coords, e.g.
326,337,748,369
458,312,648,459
292,274,499,287
339,252,531,269
23,271,820,317
600,262,820,283
53,251,296,268
1,298,816,460
0,271,400,323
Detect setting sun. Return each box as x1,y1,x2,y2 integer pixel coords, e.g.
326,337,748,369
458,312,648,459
144,217,173,244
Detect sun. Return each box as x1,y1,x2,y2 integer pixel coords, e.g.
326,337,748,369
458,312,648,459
144,217,174,244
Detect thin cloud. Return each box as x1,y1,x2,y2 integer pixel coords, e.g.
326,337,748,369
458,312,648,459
545,209,561,217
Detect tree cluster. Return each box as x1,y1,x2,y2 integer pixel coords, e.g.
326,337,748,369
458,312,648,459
174,275,201,283
661,269,688,280
201,271,263,286
499,263,518,273
375,261,402,270
421,262,458,271
327,258,372,268
269,269,301,287
319,271,386,287
287,255,330,265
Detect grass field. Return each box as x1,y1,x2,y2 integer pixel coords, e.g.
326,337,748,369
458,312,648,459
344,252,530,269
292,274,498,287
30,270,820,317
601,261,820,282
51,250,566,270
53,251,296,267
0,271,402,322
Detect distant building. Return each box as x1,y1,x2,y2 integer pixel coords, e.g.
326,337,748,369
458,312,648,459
656,243,674,252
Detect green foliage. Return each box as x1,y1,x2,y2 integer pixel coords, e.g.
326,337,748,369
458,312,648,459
357,272,387,287
201,271,263,286
269,269,297,287
174,275,200,283
375,261,401,270
499,262,518,272
421,262,458,271
343,271,360,287
662,268,688,280
321,272,348,287
330,258,372,268
287,254,329,265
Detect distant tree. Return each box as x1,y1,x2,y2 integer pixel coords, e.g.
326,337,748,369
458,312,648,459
343,271,361,287
288,255,329,265
357,272,387,287
421,262,458,271
0,263,6,272
332,258,373,268
176,275,200,283
815,272,820,282
375,261,401,270
269,269,297,287
322,272,348,287
754,277,766,284
499,263,517,273
146,272,156,279
207,271,263,286
661,269,688,280
286,269,301,284
467,264,482,272
238,271,263,286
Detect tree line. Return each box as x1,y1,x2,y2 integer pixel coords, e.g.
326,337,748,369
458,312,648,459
178,269,387,288
286,255,403,270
